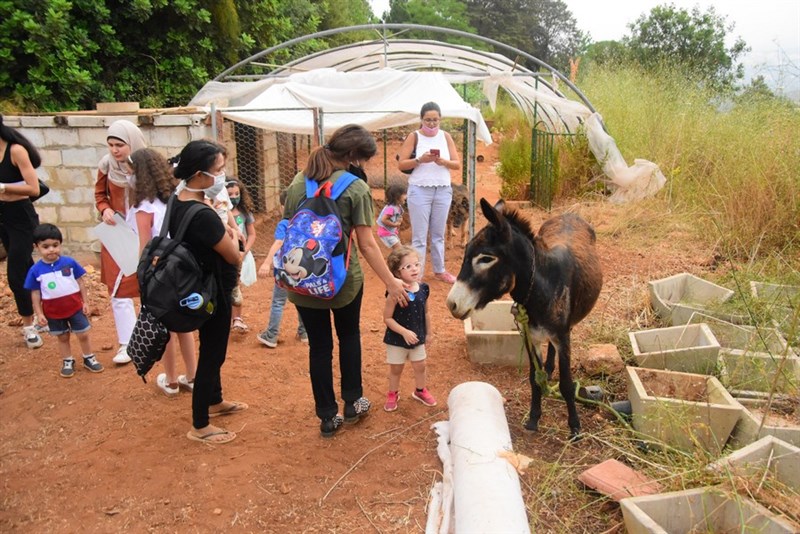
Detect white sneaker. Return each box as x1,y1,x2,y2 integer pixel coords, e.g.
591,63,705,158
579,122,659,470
177,374,194,393
23,325,44,349
112,344,131,364
156,373,180,397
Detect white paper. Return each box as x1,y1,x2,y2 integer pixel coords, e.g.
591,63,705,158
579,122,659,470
91,213,140,276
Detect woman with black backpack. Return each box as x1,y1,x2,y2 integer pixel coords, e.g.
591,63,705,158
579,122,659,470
170,140,246,445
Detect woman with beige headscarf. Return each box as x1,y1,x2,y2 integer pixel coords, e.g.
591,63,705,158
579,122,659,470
94,119,147,365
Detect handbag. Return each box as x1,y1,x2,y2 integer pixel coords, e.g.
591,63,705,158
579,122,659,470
128,306,170,382
240,250,257,287
31,179,49,202
396,131,418,175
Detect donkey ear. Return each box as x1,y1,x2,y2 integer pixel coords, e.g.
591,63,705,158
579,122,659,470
479,198,511,240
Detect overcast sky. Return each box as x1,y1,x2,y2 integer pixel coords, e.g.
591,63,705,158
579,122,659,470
367,0,800,94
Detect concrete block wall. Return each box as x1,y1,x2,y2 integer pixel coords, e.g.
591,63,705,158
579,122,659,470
4,113,213,251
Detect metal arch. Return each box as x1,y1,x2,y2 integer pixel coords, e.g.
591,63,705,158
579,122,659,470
213,23,597,115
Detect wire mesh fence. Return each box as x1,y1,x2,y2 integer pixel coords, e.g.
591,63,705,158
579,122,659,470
220,115,471,259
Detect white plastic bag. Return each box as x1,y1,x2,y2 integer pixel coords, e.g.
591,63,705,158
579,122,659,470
240,251,257,287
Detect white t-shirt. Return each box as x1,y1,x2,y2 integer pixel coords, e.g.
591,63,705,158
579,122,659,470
127,198,167,237
409,130,452,187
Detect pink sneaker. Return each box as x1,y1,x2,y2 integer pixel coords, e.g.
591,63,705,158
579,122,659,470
384,391,399,412
434,272,456,284
412,388,437,407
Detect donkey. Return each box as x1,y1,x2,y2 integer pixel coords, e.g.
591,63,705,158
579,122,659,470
446,199,603,438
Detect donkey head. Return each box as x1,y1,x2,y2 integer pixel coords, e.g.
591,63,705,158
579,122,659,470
446,198,527,319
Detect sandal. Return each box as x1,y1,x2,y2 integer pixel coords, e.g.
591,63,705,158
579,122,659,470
186,428,236,444
232,317,248,332
208,400,249,418
177,374,194,393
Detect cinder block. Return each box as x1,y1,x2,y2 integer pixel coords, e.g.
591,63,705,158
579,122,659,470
66,116,107,128
19,116,55,127
149,126,190,148
17,128,45,147
153,115,194,127
43,128,80,147
37,189,63,205
39,149,62,167
54,167,94,187
59,205,95,223
65,225,97,245
34,206,58,222
62,147,102,167
64,187,95,204
78,127,112,147
101,115,138,128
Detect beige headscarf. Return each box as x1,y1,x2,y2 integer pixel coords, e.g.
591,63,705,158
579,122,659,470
98,120,147,188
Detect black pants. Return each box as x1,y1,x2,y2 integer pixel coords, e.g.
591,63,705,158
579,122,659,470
0,200,38,318
296,288,364,420
192,286,232,429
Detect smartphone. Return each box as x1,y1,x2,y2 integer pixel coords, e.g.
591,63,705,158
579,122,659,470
430,149,440,157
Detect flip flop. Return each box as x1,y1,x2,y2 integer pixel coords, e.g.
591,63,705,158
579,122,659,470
208,400,249,418
186,429,236,444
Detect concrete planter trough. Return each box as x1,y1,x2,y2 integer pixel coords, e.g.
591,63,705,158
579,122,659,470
628,324,720,374
750,281,800,339
709,435,800,491
620,486,798,534
688,314,800,394
625,366,742,454
464,300,524,366
729,399,800,448
648,273,747,326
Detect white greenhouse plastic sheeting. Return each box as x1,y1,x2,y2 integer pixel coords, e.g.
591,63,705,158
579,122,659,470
191,68,666,202
427,382,530,534
190,69,492,144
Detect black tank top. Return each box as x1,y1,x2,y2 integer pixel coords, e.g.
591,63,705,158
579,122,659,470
0,143,24,184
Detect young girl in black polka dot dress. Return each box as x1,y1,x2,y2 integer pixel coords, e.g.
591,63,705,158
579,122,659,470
383,245,436,412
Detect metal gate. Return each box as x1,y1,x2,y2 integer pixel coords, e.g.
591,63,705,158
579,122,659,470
530,123,557,210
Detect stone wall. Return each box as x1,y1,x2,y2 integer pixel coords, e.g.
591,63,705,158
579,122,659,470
5,112,213,252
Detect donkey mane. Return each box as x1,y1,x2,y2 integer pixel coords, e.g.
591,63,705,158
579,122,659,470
501,206,535,242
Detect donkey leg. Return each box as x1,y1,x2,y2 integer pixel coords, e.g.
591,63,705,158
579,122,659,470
556,335,581,439
525,374,543,432
525,345,544,432
544,342,557,380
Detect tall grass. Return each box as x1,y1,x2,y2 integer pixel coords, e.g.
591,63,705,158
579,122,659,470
578,64,800,263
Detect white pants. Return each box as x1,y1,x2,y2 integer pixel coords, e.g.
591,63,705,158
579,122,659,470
407,184,452,275
111,297,136,345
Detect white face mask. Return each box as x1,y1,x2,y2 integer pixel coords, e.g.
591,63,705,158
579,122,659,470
183,171,226,198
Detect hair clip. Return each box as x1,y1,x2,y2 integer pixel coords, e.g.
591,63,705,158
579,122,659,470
323,144,330,150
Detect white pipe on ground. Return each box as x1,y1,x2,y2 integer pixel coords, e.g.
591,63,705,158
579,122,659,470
441,381,531,533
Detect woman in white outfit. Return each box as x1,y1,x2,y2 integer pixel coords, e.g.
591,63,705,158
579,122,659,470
94,120,146,364
397,102,461,283
126,148,197,396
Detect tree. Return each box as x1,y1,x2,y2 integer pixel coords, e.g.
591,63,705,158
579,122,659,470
461,0,585,72
386,0,476,46
0,0,336,111
624,4,748,90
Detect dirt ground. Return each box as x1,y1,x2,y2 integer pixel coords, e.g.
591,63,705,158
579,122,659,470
0,147,721,533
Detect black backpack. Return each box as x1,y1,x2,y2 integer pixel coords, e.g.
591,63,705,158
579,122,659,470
137,195,217,332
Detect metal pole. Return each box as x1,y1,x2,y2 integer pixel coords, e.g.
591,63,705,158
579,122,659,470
210,102,217,140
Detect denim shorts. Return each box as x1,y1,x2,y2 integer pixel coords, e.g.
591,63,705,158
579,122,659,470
47,310,91,336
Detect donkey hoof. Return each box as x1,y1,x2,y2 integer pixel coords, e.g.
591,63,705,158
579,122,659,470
568,428,583,442
524,419,539,432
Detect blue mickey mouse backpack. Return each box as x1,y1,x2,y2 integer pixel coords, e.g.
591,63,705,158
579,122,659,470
274,171,359,299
